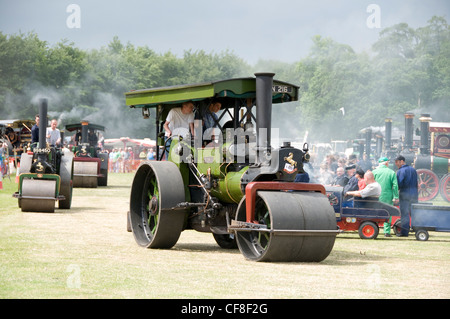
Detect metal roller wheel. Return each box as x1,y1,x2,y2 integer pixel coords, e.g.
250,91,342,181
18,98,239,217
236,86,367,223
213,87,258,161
234,191,337,262
59,148,74,209
19,153,33,174
20,179,56,212
73,161,98,188
129,161,187,249
417,169,439,201
98,153,109,186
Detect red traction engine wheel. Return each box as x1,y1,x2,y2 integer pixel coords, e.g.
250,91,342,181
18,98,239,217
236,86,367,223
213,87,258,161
417,169,439,201
440,173,450,202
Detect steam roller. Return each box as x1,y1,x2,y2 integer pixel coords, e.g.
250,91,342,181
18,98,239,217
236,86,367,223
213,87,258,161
13,98,74,212
66,121,108,188
125,72,339,262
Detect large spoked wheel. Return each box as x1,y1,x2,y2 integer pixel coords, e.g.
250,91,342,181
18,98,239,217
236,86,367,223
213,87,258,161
234,191,337,262
417,169,439,201
439,174,450,202
129,161,187,249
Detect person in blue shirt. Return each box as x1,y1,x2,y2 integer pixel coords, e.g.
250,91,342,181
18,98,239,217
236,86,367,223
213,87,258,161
395,155,418,237
31,114,40,144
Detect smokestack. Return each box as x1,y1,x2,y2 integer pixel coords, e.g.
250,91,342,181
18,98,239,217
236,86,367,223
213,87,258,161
81,121,89,144
255,72,274,163
38,98,48,149
365,128,372,158
404,112,414,150
419,114,432,155
384,118,392,150
375,133,383,158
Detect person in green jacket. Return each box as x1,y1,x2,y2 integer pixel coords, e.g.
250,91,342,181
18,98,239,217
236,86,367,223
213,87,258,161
372,157,399,237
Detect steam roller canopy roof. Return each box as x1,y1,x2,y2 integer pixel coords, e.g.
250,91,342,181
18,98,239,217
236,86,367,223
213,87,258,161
124,76,299,109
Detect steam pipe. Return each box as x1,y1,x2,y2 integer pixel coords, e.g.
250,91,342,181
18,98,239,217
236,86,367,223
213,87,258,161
255,72,274,163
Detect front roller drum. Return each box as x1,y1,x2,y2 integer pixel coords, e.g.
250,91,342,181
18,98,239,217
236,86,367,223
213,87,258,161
73,161,98,188
20,179,57,213
129,161,187,249
234,191,337,262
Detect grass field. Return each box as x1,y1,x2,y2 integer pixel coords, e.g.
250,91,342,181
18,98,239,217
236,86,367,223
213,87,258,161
1,172,449,299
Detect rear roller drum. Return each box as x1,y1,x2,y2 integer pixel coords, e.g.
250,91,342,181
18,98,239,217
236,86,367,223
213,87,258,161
20,179,56,213
234,191,337,262
129,161,187,249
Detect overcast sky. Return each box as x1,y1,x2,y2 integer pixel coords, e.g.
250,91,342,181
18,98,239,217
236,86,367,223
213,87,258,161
0,0,449,64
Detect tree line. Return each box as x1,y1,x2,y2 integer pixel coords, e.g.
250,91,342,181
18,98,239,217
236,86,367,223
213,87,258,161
0,16,448,141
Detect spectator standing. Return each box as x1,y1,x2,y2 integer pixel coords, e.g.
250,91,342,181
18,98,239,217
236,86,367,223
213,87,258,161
395,155,418,237
373,157,399,237
31,114,40,144
331,167,349,187
46,119,61,146
357,153,373,172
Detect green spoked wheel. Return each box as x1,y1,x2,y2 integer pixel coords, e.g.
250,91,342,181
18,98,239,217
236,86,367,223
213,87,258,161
234,191,337,262
129,161,187,249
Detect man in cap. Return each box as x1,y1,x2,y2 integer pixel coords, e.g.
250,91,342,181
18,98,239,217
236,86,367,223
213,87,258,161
373,156,399,237
343,164,358,193
395,155,418,237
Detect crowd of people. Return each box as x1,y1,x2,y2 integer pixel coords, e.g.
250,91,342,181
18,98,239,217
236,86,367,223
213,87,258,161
106,147,157,173
303,151,418,237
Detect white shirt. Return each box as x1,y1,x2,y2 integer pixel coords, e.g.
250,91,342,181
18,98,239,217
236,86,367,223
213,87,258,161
165,107,194,137
360,182,382,198
46,127,61,145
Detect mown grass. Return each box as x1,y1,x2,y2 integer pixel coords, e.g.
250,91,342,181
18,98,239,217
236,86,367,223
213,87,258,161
1,172,449,299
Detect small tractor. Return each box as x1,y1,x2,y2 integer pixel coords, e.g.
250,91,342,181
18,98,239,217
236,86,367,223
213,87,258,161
125,73,338,262
13,99,74,212
65,121,108,187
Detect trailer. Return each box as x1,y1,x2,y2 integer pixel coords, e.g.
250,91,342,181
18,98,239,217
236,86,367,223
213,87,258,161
326,186,400,239
408,203,450,241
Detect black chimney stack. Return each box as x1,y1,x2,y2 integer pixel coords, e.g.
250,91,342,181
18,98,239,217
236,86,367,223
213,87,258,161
419,114,432,155
404,112,414,150
384,118,392,151
38,98,48,149
81,121,89,144
255,72,274,163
